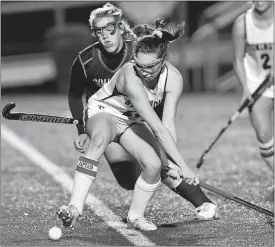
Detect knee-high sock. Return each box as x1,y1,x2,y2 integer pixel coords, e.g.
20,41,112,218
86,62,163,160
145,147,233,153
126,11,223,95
69,156,99,214
162,176,212,208
259,138,274,172
128,175,161,221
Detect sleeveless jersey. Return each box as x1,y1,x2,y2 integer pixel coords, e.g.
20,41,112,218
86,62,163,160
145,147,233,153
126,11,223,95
78,40,133,99
244,8,273,84
90,62,168,122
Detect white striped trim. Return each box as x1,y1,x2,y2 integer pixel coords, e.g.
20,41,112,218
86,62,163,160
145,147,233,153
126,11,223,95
259,138,274,149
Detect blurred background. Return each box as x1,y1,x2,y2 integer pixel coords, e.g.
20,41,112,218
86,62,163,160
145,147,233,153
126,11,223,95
1,1,252,95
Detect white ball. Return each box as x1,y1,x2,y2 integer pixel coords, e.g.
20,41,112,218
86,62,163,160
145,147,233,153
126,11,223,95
49,226,62,240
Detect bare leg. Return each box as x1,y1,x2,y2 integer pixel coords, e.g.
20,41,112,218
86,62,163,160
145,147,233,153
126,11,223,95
119,123,162,230
58,113,117,228
249,96,274,172
107,127,215,217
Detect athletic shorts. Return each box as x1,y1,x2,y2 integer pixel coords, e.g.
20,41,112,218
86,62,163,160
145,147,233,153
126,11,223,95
246,76,274,99
84,99,143,142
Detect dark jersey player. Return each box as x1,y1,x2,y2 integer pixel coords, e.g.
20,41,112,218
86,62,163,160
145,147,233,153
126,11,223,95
69,40,165,134
65,3,217,228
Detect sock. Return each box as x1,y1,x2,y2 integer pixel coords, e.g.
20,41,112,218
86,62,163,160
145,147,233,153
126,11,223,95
259,138,274,172
162,175,212,208
127,175,161,221
69,156,99,214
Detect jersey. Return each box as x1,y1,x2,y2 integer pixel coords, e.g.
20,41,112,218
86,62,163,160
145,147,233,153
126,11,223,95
69,40,165,134
89,62,168,122
244,8,273,85
78,40,133,100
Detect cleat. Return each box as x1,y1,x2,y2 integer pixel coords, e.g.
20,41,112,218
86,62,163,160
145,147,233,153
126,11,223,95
56,205,80,228
195,202,218,220
127,217,157,231
267,217,274,227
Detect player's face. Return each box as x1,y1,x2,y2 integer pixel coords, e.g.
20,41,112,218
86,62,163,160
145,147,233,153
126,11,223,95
134,52,164,82
93,16,123,54
253,1,272,12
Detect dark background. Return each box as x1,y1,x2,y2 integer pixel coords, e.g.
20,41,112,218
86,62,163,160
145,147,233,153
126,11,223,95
1,1,250,93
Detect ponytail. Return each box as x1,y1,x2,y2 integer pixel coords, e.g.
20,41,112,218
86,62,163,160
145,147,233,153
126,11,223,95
132,19,185,58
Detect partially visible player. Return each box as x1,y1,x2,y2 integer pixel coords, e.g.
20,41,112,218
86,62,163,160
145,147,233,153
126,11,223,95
233,1,274,172
67,2,217,226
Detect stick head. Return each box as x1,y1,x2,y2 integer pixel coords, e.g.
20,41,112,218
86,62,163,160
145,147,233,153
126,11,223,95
2,102,16,119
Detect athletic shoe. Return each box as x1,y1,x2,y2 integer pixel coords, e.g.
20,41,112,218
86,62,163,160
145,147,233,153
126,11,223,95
195,202,218,220
127,217,157,231
56,205,80,228
267,216,274,227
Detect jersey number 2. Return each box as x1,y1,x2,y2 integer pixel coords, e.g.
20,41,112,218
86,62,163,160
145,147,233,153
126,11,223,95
261,53,271,70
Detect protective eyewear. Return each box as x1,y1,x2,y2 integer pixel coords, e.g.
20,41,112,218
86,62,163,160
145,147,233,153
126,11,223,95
133,56,164,75
93,22,119,37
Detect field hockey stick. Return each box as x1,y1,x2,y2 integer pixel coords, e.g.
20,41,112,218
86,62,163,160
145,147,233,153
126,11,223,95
196,74,272,169
2,102,84,125
200,181,274,217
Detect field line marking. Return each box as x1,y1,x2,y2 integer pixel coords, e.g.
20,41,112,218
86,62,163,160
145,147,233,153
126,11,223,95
1,124,156,246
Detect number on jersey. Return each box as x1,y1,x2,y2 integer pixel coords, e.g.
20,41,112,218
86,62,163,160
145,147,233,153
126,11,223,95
261,53,271,70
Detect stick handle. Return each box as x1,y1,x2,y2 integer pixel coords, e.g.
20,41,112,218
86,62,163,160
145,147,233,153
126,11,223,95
196,74,272,169
2,102,83,125
200,181,274,217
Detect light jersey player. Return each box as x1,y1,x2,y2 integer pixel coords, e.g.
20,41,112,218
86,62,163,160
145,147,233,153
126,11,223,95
89,62,168,125
60,3,217,231
233,1,274,174
57,20,217,231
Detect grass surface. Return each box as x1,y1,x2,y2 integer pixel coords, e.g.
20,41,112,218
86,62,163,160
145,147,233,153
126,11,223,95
1,93,274,246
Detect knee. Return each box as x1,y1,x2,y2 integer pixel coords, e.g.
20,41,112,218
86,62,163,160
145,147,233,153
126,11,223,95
250,114,273,142
89,133,107,150
142,160,161,175
256,128,272,143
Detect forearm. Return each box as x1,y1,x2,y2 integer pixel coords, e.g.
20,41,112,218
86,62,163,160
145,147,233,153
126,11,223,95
155,127,187,169
234,59,248,91
163,123,177,143
68,93,85,135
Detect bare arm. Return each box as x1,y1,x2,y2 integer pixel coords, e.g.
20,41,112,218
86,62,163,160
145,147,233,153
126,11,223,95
121,67,193,175
232,14,251,100
161,65,184,142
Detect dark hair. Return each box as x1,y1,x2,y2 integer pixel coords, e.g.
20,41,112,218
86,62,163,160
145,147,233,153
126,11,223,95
133,18,185,58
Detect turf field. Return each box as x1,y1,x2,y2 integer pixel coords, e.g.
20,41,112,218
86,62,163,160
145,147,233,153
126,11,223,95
1,93,274,246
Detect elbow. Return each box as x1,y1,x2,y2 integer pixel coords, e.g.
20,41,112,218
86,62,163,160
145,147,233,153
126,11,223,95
68,92,81,100
234,56,244,67
233,60,242,72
